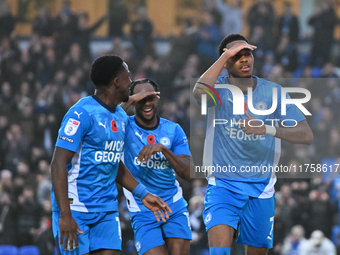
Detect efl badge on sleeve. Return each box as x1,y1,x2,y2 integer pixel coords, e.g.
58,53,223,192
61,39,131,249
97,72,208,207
64,118,80,136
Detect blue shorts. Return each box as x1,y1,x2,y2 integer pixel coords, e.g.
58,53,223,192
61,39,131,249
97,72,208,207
130,199,192,255
53,210,122,255
203,185,275,249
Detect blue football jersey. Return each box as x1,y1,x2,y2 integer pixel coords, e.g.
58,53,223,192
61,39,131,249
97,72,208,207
203,76,306,198
51,95,128,212
123,116,190,212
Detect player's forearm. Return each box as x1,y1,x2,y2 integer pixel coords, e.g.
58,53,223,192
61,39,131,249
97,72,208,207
161,147,193,181
120,98,134,111
193,54,229,102
51,160,72,217
274,125,313,145
116,161,140,192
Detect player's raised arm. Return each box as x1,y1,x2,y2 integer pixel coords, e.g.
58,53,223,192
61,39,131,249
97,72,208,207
116,161,172,222
51,147,84,251
193,42,256,102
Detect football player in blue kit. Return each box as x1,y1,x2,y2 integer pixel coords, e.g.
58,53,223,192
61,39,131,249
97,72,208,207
121,79,194,255
193,34,313,255
50,56,171,255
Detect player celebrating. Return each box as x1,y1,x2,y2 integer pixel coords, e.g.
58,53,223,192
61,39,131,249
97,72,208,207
193,34,313,255
51,56,171,255
121,79,193,255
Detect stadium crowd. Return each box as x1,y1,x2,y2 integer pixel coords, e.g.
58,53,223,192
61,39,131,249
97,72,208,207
0,0,340,254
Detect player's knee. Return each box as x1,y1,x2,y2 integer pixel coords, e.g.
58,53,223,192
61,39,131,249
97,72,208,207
209,247,230,255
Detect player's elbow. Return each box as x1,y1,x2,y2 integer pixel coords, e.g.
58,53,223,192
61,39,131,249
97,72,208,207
304,130,314,145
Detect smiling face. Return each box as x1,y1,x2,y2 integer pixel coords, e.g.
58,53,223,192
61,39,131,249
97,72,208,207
133,82,159,125
225,40,254,78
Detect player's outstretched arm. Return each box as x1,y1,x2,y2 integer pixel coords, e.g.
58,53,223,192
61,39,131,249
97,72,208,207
51,147,84,251
241,112,313,145
193,43,256,102
120,91,160,111
138,144,194,181
116,161,172,222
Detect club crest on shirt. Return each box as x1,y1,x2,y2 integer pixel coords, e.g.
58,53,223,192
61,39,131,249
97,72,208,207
255,101,267,110
135,241,141,252
121,121,125,132
160,137,170,146
64,118,80,136
205,212,212,224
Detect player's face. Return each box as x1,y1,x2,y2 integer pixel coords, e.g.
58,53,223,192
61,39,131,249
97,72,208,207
226,40,254,78
118,62,132,103
133,83,158,123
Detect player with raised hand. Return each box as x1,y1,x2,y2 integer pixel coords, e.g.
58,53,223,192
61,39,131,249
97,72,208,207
193,34,313,255
51,55,171,255
121,79,194,255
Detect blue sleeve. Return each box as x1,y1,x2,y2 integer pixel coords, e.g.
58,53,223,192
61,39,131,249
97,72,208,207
275,86,306,127
55,107,91,152
171,124,191,156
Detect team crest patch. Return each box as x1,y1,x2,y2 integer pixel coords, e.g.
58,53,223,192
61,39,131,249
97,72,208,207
135,241,141,252
121,121,125,132
255,101,267,110
160,137,170,146
205,212,212,224
64,118,80,136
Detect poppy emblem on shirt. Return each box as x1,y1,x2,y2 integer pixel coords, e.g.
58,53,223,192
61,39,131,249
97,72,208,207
244,101,248,112
111,120,118,132
147,134,155,144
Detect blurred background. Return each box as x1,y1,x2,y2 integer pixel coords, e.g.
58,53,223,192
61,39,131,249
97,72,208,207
0,0,340,254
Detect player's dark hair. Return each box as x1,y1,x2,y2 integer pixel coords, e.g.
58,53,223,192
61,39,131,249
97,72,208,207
130,79,159,95
218,34,249,56
90,55,125,87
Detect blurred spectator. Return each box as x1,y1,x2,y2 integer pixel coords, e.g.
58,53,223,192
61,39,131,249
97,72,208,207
32,8,53,37
0,192,17,245
0,2,16,40
53,0,78,62
215,0,243,36
167,18,197,77
108,0,128,37
75,12,108,60
196,11,221,69
281,225,308,255
275,35,298,76
276,184,298,235
249,26,268,74
17,186,43,246
36,159,51,205
130,7,154,59
1,124,30,173
307,190,335,238
277,2,299,43
247,0,275,49
31,216,54,255
261,51,275,77
188,195,206,254
308,1,337,67
300,230,336,255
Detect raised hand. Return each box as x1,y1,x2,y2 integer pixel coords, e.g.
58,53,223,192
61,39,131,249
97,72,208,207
138,144,164,162
241,111,266,135
222,43,257,59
